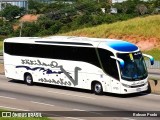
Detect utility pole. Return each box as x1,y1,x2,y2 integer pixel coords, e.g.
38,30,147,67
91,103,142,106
19,22,23,37
0,0,2,11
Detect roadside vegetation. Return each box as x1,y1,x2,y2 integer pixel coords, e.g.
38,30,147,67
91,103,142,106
0,0,160,58
63,15,160,39
0,0,160,37
0,41,3,54
63,15,160,60
143,49,160,61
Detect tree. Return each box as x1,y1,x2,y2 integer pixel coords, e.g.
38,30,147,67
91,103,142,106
20,22,40,37
0,19,3,26
0,23,13,35
1,4,25,21
136,4,148,15
75,0,101,15
28,0,44,14
112,0,147,14
153,0,160,8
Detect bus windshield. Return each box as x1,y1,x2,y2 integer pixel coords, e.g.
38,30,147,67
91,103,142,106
117,52,148,81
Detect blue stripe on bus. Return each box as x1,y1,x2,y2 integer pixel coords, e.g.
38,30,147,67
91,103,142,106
16,66,63,75
106,41,138,52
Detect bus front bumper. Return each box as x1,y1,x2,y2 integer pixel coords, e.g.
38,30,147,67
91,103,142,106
121,82,148,94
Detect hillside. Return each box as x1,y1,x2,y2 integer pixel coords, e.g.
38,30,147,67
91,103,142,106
63,15,160,51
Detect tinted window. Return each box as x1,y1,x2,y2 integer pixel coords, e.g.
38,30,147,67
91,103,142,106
98,48,119,80
4,42,101,68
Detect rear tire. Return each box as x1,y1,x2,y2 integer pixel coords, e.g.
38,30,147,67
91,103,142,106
93,82,103,95
24,74,33,85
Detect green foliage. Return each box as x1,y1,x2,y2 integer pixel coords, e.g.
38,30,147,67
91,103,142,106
1,4,25,21
0,0,160,39
0,22,13,35
12,22,39,37
63,15,160,44
48,21,63,34
75,0,101,15
143,49,160,61
112,0,160,15
152,0,160,8
37,16,54,30
28,0,44,14
0,19,4,26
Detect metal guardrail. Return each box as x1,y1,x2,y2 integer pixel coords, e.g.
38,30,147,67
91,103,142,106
0,55,3,64
0,56,159,69
145,60,160,69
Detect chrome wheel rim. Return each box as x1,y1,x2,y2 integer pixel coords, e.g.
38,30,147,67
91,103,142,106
95,84,101,93
26,76,32,84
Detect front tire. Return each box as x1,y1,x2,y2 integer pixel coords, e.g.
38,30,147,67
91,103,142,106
24,74,33,85
93,82,103,95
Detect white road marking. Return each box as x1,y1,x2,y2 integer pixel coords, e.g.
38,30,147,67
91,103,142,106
139,93,160,97
42,112,86,120
0,105,29,111
0,95,16,100
66,117,86,120
148,94,160,97
73,109,102,115
73,109,86,111
123,118,136,120
30,101,55,107
48,91,95,99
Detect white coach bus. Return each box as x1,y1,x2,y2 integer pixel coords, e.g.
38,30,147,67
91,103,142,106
3,36,154,94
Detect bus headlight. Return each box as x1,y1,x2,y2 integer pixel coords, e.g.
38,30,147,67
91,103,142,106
122,83,131,88
145,81,148,85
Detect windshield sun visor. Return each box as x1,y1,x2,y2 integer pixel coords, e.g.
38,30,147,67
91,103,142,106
110,56,125,68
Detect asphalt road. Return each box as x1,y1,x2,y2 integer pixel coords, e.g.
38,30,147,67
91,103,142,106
148,69,160,79
0,75,160,120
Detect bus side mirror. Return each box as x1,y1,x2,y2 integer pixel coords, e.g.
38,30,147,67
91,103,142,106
110,56,125,68
143,54,154,65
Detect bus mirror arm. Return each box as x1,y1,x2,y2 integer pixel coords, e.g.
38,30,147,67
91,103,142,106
110,56,124,68
143,54,154,65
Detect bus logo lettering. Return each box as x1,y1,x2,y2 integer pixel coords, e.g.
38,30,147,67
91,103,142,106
60,66,81,86
18,59,82,86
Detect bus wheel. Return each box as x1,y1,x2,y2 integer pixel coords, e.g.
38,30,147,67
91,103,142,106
24,73,33,85
93,82,103,95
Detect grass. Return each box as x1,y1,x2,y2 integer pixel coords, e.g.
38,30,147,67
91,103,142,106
63,15,160,40
0,109,50,120
1,15,160,60
62,15,160,61
143,49,160,61
0,41,3,55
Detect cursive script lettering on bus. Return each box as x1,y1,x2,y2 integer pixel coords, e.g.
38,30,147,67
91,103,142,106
38,78,72,86
21,59,81,86
21,59,60,68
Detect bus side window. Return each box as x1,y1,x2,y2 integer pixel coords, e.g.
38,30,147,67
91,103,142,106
98,48,119,80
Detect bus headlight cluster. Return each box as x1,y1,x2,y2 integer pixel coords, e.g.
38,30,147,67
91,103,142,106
122,83,131,88
145,81,148,85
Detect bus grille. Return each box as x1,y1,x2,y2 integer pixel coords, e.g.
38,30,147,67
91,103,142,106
131,84,145,88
